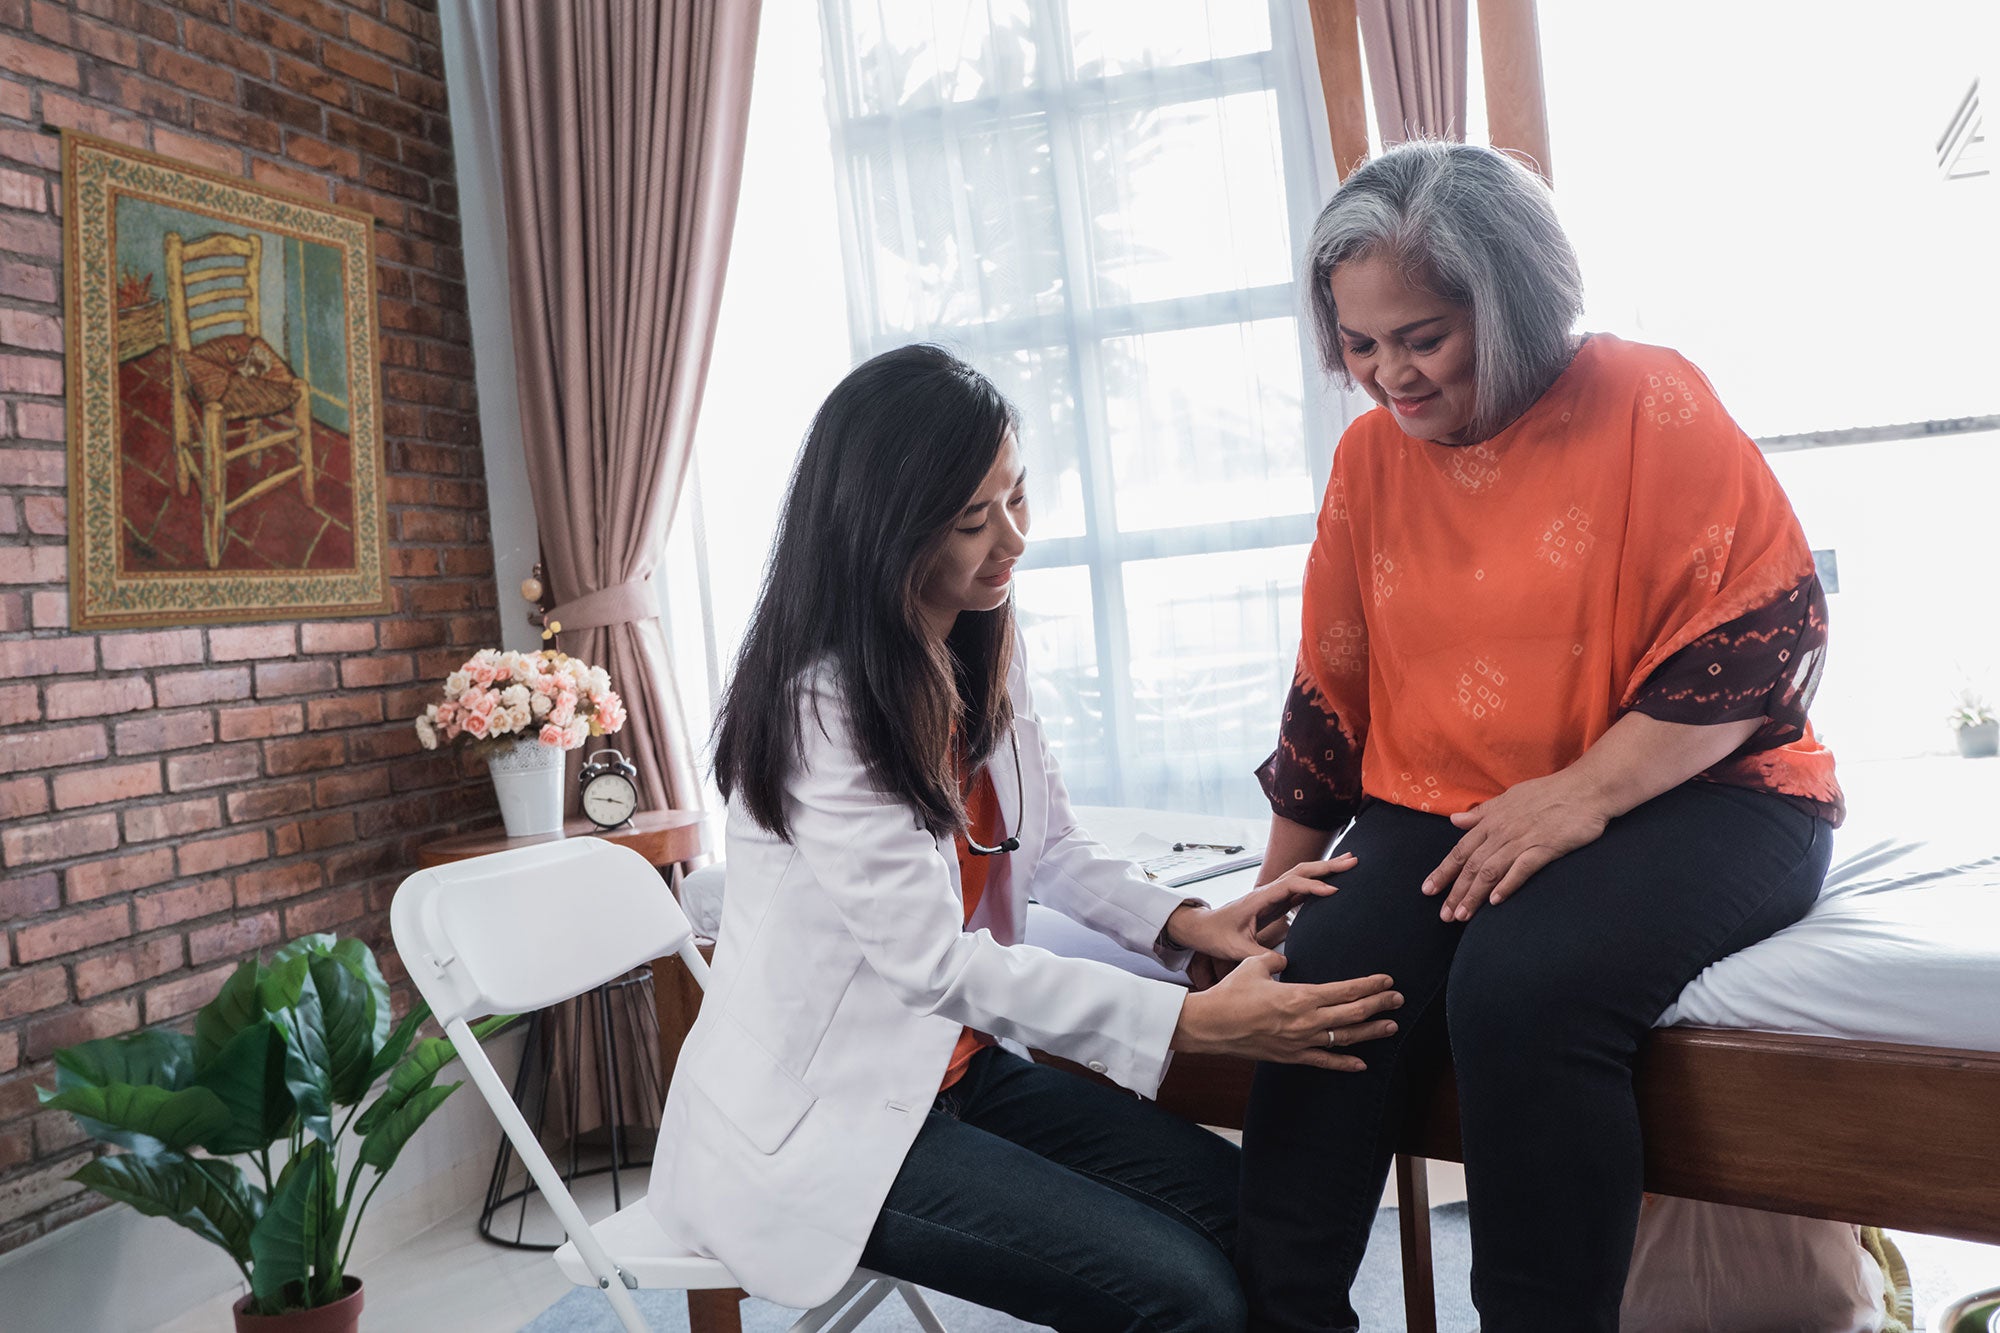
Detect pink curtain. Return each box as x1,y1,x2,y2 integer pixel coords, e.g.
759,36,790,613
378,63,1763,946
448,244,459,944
1357,0,1469,143
494,0,759,817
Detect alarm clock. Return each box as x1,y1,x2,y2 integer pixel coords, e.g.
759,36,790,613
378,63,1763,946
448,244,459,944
578,748,639,829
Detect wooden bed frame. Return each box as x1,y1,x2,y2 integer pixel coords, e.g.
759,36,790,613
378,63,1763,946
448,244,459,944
1120,1027,2000,1332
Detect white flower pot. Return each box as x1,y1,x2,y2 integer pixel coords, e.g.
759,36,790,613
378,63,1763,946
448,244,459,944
486,736,567,837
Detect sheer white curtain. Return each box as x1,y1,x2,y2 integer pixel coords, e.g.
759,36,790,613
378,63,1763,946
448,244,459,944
667,0,1352,815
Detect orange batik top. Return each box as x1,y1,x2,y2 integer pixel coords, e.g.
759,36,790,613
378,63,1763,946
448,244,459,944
939,761,1002,1092
1259,335,1843,831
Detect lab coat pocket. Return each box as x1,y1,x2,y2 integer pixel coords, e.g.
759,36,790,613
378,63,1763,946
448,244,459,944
686,1013,819,1155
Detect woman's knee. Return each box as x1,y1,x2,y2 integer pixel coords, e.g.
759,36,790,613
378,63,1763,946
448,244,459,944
1147,1251,1247,1333
1445,930,1610,1058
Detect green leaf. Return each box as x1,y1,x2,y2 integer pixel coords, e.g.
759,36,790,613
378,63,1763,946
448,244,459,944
269,970,334,1145
271,934,337,968
71,1152,264,1264
39,1083,230,1155
308,957,375,1107
249,1140,335,1313
54,1030,196,1094
358,1081,459,1172
362,1000,429,1088
195,960,263,1071
329,938,393,1055
191,1021,294,1154
354,1035,454,1137
258,954,311,1015
470,1013,519,1042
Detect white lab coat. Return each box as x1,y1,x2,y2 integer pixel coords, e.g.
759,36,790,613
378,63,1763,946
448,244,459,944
645,654,1196,1308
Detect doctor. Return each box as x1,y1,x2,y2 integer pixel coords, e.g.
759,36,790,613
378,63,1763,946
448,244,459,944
647,345,1403,1332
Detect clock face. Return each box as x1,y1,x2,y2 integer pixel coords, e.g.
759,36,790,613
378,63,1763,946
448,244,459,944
582,773,638,828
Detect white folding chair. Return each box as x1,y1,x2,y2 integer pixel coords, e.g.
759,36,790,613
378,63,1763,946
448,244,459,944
391,839,948,1333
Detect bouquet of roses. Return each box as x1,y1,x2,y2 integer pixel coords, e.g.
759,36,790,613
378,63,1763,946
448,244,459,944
414,648,627,752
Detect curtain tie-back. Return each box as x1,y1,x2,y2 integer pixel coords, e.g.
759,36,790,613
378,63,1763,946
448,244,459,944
548,575,658,632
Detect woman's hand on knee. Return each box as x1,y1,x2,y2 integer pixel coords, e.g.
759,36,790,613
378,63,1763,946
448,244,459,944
1172,854,1356,990
1423,773,1610,922
1171,953,1401,1070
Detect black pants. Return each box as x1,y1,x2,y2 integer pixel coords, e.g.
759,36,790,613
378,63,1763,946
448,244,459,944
1237,782,1831,1332
860,1046,1247,1333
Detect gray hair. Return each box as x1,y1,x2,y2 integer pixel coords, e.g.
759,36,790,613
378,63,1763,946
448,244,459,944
1302,140,1583,440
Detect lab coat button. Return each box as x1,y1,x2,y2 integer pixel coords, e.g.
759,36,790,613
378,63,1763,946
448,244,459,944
1087,1060,1107,1074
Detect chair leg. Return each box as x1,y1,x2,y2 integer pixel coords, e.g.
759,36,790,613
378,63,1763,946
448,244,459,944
687,1287,744,1333
896,1282,949,1333
1396,1153,1437,1333
170,357,191,495
293,377,314,506
201,402,225,568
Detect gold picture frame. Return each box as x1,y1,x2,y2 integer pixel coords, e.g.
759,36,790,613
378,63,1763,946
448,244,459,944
63,131,392,629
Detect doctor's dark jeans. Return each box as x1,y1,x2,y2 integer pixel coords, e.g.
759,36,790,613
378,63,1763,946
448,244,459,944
1237,783,1831,1333
858,1045,1248,1333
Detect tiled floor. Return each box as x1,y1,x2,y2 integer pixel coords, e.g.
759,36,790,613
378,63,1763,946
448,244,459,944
117,345,356,573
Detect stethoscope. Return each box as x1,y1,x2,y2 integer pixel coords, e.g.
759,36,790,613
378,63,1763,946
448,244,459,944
963,724,1024,857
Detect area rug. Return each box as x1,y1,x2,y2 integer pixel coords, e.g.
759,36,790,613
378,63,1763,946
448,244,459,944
519,1203,1477,1331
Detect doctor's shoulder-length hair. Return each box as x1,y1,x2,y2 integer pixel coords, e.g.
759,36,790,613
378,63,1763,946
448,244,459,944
1303,139,1584,441
712,343,1019,843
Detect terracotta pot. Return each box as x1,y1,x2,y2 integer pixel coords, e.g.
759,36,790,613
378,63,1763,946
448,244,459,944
231,1278,364,1333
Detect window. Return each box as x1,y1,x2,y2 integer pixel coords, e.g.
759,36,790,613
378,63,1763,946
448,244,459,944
813,0,1347,813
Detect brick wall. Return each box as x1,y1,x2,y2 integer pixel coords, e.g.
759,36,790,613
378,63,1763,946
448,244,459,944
0,0,503,1253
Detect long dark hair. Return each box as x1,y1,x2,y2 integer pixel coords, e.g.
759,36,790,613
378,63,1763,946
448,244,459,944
713,344,1019,841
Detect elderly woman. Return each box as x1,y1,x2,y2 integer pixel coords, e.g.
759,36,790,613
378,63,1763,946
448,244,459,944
1237,140,1844,1331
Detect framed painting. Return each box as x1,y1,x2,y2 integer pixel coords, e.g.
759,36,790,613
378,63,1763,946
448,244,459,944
63,132,392,629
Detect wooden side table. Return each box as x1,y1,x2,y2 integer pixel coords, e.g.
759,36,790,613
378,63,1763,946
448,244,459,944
416,810,712,1251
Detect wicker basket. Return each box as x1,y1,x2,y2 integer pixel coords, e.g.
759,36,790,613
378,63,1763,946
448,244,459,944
116,300,166,361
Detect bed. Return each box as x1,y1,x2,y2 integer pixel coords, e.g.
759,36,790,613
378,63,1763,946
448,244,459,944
1029,776,2000,1332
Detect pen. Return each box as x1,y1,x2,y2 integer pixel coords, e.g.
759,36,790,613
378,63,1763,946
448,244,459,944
1173,841,1245,854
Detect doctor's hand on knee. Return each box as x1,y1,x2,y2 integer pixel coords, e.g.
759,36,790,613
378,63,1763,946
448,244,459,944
1173,853,1358,991
1170,952,1400,1070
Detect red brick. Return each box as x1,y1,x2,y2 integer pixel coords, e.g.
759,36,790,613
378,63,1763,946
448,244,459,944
190,98,283,154
273,51,350,108
306,695,384,730
322,41,394,91
10,405,61,448
45,677,153,721
141,963,235,1023
63,846,175,902
0,168,42,215
283,886,368,937
0,449,65,487
254,660,337,697
217,703,304,742
0,32,81,87
73,935,184,999
113,711,214,755
150,127,243,176
132,879,230,930
283,132,360,179
223,780,313,823
152,667,251,708
376,618,445,650
264,735,347,775
0,870,58,921
100,629,204,671
314,767,391,807
19,495,63,538
176,830,268,878
0,723,105,776
39,91,147,148
29,1,140,65
164,744,261,792
238,3,325,56
2,214,59,260
0,775,47,819
347,724,421,763
82,65,188,125
296,810,355,852
271,822,302,857
339,655,413,688
122,796,221,843
183,19,272,78
0,966,68,1017
234,859,323,908
0,259,57,304
0,1031,14,1076
0,1129,25,1173
1,811,119,867
0,308,60,351
0,638,93,677
347,11,416,63
14,902,130,962
187,911,280,966
0,545,67,584
264,0,347,37
0,682,36,726
250,156,328,202
51,761,161,809
30,590,68,629
139,42,235,101
207,624,297,661
299,621,376,653
24,997,139,1060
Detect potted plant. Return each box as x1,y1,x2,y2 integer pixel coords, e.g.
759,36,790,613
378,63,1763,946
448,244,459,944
38,933,509,1331
1949,689,1998,758
413,646,627,837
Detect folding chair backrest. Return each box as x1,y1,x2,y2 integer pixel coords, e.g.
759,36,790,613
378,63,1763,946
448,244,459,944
391,838,698,1026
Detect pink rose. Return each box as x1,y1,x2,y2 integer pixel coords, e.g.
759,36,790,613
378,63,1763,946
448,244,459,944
538,722,567,747
463,709,491,738
467,663,497,687
597,693,626,732
467,690,499,721
549,691,578,727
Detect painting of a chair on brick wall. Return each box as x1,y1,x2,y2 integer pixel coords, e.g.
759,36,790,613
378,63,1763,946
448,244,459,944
63,132,392,630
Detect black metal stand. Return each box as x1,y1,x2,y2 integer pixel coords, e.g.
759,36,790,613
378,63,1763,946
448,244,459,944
476,965,664,1250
